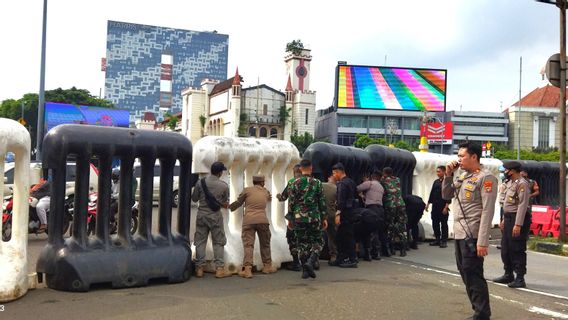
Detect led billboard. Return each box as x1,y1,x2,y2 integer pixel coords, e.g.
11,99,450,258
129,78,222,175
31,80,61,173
335,65,447,111
45,102,130,133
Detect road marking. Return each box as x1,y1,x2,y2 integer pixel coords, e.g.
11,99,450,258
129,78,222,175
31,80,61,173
528,306,568,319
386,259,568,301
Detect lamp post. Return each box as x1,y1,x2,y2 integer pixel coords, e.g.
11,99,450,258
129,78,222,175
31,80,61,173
36,0,47,160
536,0,567,243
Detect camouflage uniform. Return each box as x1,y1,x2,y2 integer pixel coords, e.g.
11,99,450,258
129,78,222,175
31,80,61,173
287,175,326,260
279,178,299,258
380,175,407,246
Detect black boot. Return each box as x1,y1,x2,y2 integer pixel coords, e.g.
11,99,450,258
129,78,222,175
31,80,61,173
508,275,526,288
493,272,514,284
409,240,418,250
313,257,320,270
286,255,302,271
301,256,310,279
302,253,317,279
430,237,441,246
399,247,407,257
363,248,372,261
439,240,447,248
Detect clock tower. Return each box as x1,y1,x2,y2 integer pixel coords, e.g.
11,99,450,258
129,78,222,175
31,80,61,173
284,48,311,91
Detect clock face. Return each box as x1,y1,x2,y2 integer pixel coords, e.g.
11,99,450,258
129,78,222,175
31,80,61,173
296,65,307,78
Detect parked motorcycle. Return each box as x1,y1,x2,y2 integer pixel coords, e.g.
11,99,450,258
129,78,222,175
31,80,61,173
2,194,73,241
86,192,139,236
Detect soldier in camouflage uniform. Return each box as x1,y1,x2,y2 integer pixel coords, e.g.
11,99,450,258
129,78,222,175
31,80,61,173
276,164,302,271
380,167,407,257
284,159,327,279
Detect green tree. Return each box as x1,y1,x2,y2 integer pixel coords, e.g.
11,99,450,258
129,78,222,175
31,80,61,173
286,39,304,55
291,131,315,155
278,105,291,125
352,133,417,151
199,114,207,137
163,113,179,131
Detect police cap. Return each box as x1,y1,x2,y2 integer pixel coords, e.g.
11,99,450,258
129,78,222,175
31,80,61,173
503,161,522,172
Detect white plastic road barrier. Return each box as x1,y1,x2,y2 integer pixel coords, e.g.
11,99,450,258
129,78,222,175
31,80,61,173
192,136,300,272
413,152,503,240
0,118,31,302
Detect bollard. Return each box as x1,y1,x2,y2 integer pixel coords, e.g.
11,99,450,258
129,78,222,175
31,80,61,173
192,136,300,273
36,124,192,292
0,118,31,302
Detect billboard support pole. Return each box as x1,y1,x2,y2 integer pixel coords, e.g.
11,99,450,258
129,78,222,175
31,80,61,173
419,111,429,153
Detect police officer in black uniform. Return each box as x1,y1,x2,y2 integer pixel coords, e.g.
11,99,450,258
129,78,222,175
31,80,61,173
493,161,531,289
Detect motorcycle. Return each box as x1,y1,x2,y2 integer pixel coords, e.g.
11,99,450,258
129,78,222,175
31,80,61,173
2,194,73,241
87,192,139,236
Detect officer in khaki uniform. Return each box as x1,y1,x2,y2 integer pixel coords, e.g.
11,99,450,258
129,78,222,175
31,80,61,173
442,142,497,320
229,175,277,278
192,161,232,279
493,161,531,289
322,174,338,264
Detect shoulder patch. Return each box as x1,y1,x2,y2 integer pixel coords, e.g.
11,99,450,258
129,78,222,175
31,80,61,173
484,180,493,193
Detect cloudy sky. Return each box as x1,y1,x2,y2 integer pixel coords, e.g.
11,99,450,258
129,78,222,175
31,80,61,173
0,0,562,112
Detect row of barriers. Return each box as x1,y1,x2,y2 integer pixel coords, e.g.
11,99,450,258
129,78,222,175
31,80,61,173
3,120,568,302
530,205,568,238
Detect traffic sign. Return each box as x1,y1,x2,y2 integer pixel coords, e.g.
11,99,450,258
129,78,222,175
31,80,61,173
545,53,568,88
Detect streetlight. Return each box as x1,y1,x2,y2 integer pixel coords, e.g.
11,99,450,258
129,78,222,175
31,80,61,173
36,0,48,160
535,0,567,243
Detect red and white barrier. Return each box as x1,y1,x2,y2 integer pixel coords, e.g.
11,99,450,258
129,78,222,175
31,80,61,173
0,118,31,302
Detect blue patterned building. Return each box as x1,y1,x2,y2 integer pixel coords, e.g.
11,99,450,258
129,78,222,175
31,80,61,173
105,20,228,118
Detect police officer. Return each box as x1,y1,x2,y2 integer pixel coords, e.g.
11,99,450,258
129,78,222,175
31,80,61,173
442,142,497,320
285,159,327,279
493,161,531,289
191,161,232,279
322,174,338,264
229,175,276,278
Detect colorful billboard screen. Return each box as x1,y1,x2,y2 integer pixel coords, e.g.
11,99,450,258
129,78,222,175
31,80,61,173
336,65,447,111
45,102,130,133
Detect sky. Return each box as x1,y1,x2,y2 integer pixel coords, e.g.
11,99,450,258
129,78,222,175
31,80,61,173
0,0,563,112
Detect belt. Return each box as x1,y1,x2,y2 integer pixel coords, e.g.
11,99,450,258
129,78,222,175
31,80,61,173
366,204,383,207
504,212,517,215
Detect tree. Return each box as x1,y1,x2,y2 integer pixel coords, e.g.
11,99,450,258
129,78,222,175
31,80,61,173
238,113,248,137
286,39,304,55
291,131,315,155
278,105,291,125
0,87,114,154
163,113,179,131
199,114,207,137
352,134,417,151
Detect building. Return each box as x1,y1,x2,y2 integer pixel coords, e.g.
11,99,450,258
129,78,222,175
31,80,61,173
104,21,228,119
180,48,316,144
447,111,508,148
507,84,568,150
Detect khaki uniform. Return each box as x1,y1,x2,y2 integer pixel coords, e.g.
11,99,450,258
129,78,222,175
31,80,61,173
442,167,498,320
322,182,337,259
500,178,531,277
192,175,229,268
229,185,272,267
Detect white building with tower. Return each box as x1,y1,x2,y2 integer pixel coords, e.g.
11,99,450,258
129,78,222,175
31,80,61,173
180,47,316,144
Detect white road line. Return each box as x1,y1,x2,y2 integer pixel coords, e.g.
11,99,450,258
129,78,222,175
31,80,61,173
528,306,568,319
386,259,568,301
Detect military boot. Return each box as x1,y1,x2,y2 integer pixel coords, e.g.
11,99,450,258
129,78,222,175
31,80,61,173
195,266,204,278
262,264,277,274
286,256,302,271
430,237,441,246
399,247,407,257
439,241,447,248
313,257,320,270
409,240,418,250
493,272,514,284
238,266,253,279
508,275,526,288
215,267,232,278
302,253,317,279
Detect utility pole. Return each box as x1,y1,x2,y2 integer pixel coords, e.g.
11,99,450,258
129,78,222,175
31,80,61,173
559,0,567,243
36,0,48,160
517,56,522,160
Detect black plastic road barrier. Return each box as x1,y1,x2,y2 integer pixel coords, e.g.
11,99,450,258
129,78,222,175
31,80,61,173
504,159,566,207
36,124,192,292
303,142,372,184
365,145,416,196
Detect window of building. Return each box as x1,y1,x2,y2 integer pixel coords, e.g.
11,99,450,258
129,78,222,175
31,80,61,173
260,127,268,137
403,118,421,130
263,104,268,116
305,108,309,125
270,128,278,138
538,117,550,148
249,126,256,137
368,116,384,128
338,115,366,128
337,133,357,146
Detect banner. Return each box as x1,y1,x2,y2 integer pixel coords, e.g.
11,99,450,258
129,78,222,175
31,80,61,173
420,121,453,145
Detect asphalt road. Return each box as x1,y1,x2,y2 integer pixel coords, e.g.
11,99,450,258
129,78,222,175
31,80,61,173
6,207,568,320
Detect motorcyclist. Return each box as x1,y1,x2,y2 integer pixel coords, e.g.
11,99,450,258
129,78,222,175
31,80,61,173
110,168,138,228
30,177,51,234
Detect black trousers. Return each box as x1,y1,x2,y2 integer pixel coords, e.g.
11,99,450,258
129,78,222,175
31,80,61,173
432,213,449,241
455,239,491,319
336,222,356,261
501,212,531,276
367,205,388,255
